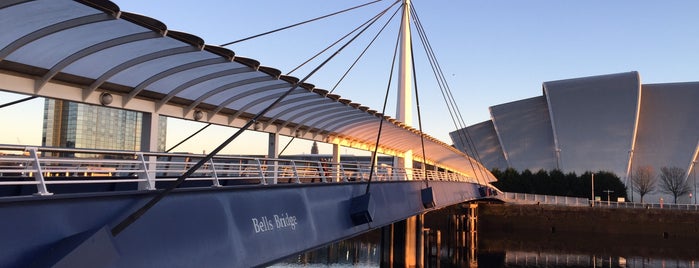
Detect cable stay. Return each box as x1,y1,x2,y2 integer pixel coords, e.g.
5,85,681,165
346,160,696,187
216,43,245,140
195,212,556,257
165,123,211,153
111,5,389,237
219,0,385,47
0,95,37,109
329,5,402,94
363,18,402,196
408,3,489,185
287,0,401,76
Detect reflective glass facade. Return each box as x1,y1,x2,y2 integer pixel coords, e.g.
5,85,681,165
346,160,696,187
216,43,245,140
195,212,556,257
42,99,166,153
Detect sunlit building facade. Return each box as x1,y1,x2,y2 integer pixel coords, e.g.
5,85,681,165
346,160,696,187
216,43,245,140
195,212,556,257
451,71,699,203
42,99,166,152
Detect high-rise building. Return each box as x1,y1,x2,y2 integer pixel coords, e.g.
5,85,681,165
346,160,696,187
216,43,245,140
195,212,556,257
42,99,166,154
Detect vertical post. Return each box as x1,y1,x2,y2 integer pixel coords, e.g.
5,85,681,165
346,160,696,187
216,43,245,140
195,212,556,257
395,0,413,181
27,147,52,196
591,173,595,207
139,112,160,190
268,133,279,185
332,143,341,182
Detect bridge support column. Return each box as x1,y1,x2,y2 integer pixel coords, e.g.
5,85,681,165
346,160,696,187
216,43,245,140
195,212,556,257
138,112,160,190
267,133,279,184
332,143,341,182
381,214,424,268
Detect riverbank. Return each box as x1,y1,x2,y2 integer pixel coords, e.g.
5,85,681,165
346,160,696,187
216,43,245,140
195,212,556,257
478,203,699,238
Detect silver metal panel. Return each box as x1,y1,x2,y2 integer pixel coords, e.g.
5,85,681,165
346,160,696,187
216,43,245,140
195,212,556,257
490,96,556,171
632,82,699,175
543,72,640,177
450,120,508,171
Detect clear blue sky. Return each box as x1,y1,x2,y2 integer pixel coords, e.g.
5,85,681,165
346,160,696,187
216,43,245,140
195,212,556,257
2,0,699,155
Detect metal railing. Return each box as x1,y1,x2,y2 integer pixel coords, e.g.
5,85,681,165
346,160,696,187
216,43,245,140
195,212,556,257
500,192,699,211
500,192,590,207
0,145,479,197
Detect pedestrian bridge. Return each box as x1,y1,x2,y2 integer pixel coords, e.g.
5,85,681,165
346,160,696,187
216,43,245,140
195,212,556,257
0,145,492,267
0,1,498,266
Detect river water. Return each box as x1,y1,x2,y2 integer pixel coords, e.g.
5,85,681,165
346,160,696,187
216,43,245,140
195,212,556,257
270,209,699,268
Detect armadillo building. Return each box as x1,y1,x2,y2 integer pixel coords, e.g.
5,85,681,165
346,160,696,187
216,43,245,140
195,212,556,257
451,71,699,202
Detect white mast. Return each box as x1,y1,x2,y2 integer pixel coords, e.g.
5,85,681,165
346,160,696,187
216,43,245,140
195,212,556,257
396,0,413,175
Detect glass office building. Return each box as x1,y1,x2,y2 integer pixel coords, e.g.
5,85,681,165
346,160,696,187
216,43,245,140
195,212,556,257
42,99,166,154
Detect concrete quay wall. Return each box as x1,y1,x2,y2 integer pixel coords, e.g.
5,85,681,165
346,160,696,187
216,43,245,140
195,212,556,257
478,203,699,239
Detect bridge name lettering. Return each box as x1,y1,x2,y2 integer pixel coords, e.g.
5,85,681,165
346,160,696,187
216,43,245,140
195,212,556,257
251,213,298,233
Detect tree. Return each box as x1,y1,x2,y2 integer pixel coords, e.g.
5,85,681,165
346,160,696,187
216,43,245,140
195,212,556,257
631,165,656,203
658,166,691,204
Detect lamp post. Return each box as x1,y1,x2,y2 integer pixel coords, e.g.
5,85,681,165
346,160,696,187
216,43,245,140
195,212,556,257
603,190,614,206
591,173,595,207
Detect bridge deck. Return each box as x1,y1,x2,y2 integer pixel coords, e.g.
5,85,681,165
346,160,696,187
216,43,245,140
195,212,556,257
0,146,489,267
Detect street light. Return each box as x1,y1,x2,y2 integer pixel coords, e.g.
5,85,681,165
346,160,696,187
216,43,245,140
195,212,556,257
603,190,614,206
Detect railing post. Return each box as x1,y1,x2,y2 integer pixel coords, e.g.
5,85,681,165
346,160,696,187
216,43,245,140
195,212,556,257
317,161,327,183
339,163,348,182
136,153,155,190
209,159,221,187
291,161,301,184
26,147,52,196
256,159,267,185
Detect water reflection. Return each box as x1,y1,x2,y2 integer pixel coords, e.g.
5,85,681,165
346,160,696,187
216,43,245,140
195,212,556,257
269,231,380,268
271,206,699,267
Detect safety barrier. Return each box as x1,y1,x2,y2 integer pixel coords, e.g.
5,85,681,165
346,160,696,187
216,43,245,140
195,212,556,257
0,145,479,196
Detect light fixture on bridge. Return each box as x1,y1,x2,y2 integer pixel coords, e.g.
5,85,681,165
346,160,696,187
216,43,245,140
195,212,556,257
99,92,113,106
253,121,262,131
193,110,204,121
349,193,374,226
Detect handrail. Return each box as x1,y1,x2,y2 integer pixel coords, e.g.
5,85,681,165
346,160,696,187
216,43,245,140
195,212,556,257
0,145,481,197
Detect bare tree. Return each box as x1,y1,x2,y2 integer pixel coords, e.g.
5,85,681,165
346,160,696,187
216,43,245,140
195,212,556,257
631,165,656,203
659,166,691,204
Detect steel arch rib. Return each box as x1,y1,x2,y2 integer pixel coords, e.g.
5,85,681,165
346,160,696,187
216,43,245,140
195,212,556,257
294,107,364,131
84,46,197,99
262,96,330,128
207,83,294,117
319,113,375,134
0,13,114,61
225,90,309,122
155,67,251,110
183,76,279,116
273,100,340,129
123,57,227,106
36,31,162,92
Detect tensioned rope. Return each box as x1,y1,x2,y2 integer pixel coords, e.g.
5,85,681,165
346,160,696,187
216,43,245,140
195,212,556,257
329,6,402,94
409,3,488,184
162,1,396,155
0,96,37,109
220,0,384,47
286,0,401,76
364,6,403,195
111,1,399,237
408,35,430,188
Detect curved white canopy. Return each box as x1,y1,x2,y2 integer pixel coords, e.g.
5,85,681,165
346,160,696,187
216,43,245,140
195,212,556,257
0,0,494,181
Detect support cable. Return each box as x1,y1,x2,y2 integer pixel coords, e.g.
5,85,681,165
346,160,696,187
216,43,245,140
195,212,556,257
220,0,383,47
287,0,400,76
364,13,402,195
328,5,402,94
0,96,37,109
278,136,295,156
165,123,211,153
111,6,388,236
409,4,488,184
408,36,429,187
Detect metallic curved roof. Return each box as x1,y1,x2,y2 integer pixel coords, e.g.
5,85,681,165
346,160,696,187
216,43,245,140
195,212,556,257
0,0,494,181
